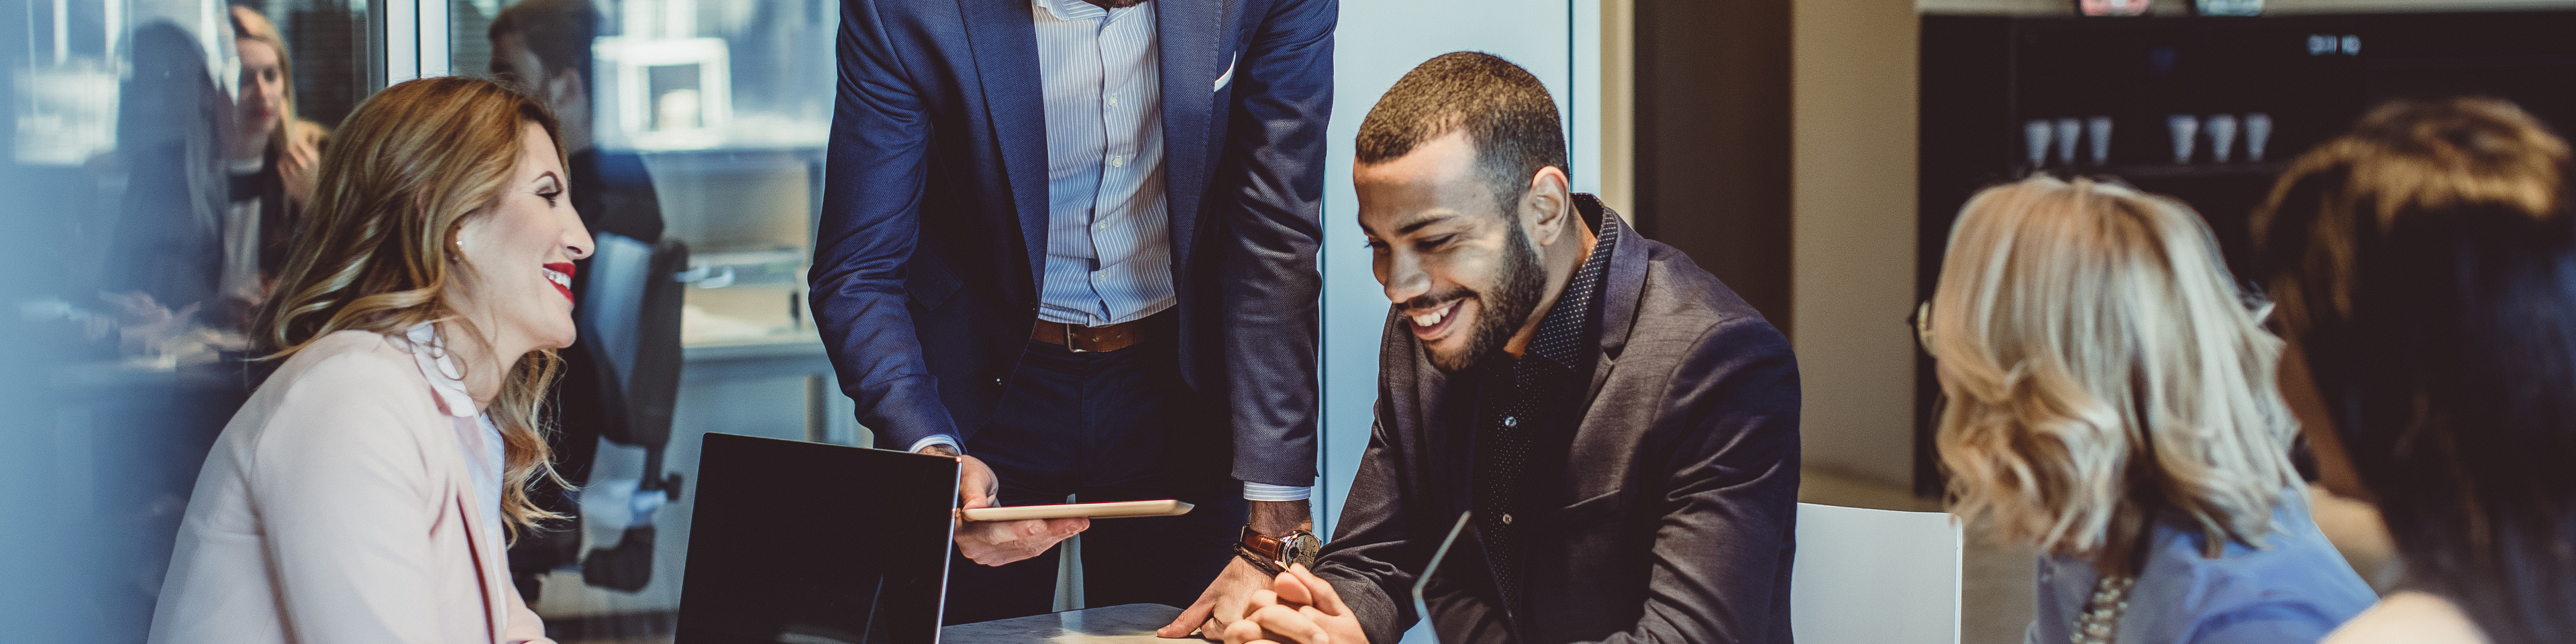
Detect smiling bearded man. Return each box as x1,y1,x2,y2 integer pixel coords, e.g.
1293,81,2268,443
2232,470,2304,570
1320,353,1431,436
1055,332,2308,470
1221,52,1804,644
1402,197,1547,374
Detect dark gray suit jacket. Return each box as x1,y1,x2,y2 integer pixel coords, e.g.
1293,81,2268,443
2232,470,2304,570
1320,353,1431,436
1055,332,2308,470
1315,199,1801,644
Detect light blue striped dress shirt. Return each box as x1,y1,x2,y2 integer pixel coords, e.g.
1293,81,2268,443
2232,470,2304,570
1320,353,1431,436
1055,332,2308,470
914,0,1307,502
1033,0,1174,328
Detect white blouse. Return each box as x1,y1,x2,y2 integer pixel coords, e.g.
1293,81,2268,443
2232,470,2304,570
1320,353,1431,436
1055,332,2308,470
405,323,507,557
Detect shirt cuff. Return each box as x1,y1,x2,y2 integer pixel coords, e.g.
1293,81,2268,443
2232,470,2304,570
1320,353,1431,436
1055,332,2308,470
907,435,962,455
1242,482,1312,502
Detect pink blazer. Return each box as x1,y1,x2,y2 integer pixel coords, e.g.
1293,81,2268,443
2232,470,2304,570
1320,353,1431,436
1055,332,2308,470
148,329,552,644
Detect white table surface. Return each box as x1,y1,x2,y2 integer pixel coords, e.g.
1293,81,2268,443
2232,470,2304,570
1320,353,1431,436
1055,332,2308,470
941,603,1186,643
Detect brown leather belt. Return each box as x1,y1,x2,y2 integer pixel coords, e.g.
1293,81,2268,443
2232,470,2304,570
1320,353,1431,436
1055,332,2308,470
1033,318,1145,353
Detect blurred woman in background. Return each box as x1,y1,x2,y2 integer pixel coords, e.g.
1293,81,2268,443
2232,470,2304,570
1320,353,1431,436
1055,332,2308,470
219,5,324,327
148,76,589,644
1922,176,2375,644
2253,97,2576,644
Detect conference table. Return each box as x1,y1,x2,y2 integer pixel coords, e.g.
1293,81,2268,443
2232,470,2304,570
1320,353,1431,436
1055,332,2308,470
944,603,1187,643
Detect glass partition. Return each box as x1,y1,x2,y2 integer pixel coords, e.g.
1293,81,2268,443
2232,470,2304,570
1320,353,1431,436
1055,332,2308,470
448,0,843,637
454,0,833,345
3,0,377,640
3,0,843,637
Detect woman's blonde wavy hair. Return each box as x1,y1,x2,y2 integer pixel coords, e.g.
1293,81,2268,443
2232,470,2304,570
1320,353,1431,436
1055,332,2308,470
1929,176,2301,571
254,76,568,537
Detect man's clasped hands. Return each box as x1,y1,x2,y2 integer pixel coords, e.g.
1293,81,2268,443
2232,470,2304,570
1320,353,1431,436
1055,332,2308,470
1217,564,1369,644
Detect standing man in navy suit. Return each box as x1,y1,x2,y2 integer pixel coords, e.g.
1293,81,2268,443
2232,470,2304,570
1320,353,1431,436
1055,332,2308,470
812,0,1333,633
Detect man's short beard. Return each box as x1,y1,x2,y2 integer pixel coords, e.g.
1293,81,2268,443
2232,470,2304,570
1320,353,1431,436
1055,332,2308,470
1429,222,1547,374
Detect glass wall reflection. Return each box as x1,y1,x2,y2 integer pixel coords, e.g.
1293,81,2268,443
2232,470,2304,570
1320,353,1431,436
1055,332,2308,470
3,0,375,641
3,0,841,641
453,0,846,641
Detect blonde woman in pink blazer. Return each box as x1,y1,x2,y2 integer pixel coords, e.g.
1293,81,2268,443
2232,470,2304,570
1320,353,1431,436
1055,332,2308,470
149,76,593,644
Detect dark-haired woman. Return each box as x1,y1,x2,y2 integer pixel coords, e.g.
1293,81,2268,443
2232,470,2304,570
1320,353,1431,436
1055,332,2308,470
148,76,589,643
2253,97,2576,644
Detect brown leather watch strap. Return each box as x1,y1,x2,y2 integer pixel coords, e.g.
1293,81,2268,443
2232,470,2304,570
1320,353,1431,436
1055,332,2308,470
1239,525,1288,562
1236,544,1286,576
1032,319,1142,353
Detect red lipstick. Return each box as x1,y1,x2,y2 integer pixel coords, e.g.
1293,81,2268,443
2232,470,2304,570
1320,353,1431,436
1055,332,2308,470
544,262,577,305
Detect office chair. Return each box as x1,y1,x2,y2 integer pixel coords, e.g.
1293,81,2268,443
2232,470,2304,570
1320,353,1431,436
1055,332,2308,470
574,232,690,592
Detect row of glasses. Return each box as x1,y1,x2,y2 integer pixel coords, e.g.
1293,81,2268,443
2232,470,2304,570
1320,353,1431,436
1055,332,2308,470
2166,113,2274,164
2026,113,2279,168
2024,117,2116,168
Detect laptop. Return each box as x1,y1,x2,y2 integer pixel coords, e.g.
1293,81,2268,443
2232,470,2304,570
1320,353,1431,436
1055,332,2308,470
676,433,961,644
1411,511,1519,644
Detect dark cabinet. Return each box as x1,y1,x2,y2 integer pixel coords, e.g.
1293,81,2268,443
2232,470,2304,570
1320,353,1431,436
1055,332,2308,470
1913,11,2576,494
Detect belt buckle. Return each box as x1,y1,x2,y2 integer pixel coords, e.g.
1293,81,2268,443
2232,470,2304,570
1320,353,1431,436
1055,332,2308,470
1064,323,1091,354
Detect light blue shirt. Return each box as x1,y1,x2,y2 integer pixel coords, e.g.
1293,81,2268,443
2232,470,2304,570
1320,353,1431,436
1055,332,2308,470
470,415,505,550
2026,490,2375,644
1033,0,1175,328
911,0,1306,502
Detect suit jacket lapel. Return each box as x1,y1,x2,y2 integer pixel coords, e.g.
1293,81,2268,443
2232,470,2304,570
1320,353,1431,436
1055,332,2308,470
1155,0,1225,266
442,415,508,644
959,0,1052,290
1570,200,1647,498
459,496,507,644
1585,199,1645,404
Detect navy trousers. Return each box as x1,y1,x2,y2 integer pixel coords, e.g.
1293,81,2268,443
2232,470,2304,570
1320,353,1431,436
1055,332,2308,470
939,331,1249,625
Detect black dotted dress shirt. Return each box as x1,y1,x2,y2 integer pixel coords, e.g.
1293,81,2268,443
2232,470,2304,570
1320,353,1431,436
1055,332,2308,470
1470,209,1620,611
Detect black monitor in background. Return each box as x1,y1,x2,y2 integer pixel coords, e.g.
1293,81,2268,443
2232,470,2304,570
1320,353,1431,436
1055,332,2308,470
677,433,960,644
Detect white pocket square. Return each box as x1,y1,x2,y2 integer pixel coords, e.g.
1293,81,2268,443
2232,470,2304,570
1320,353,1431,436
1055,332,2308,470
1213,52,1239,91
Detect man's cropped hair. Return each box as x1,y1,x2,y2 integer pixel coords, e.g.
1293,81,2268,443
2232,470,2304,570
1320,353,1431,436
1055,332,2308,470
489,0,601,91
1355,52,1568,214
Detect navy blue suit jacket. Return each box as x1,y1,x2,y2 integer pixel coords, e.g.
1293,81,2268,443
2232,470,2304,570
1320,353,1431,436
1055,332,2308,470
811,0,1333,486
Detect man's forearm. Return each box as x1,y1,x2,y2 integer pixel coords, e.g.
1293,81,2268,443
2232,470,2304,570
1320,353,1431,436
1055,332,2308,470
1250,499,1312,536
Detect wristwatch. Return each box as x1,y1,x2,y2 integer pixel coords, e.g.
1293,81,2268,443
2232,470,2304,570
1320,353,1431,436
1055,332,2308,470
1235,525,1320,576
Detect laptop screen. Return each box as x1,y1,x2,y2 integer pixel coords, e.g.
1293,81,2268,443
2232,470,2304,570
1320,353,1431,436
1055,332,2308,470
677,433,960,644
1410,511,1518,644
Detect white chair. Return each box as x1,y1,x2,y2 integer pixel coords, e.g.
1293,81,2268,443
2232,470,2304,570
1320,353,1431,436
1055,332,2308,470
1396,502,1960,644
1791,502,1963,644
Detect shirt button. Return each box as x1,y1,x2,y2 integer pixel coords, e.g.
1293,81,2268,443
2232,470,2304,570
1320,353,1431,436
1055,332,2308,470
1500,513,1514,525
1110,155,1125,168
1107,95,1119,107
1094,274,1106,282
1096,223,1109,231
1503,416,1518,428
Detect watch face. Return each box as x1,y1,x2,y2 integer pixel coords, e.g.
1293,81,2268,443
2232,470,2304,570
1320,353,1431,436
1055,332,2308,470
1284,533,1319,565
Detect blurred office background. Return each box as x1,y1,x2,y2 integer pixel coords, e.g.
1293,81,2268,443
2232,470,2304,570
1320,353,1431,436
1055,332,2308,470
3,0,2571,641
0,0,854,639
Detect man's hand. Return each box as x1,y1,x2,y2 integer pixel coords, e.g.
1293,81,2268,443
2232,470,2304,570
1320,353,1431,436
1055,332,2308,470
925,445,1087,566
1220,565,1367,644
1160,499,1312,639
1158,557,1274,639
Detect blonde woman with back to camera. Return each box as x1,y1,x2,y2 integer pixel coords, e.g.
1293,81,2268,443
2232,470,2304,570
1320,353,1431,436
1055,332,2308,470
147,76,590,643
1920,176,2375,644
